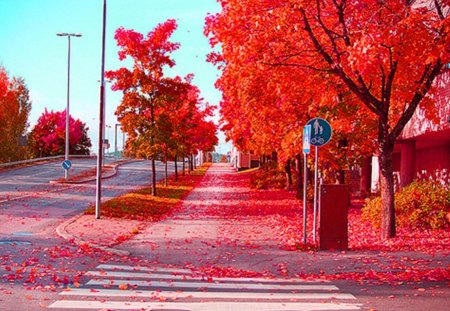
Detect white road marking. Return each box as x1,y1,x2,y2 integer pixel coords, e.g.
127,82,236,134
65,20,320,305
87,269,331,284
49,264,361,310
49,300,362,310
86,278,339,291
60,287,356,300
96,263,193,274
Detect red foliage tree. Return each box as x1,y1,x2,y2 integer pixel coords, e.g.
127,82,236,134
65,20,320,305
206,0,449,239
0,67,32,163
107,20,217,195
29,109,91,157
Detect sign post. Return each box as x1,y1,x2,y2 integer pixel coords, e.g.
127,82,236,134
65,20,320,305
302,125,311,245
306,118,332,244
62,159,72,171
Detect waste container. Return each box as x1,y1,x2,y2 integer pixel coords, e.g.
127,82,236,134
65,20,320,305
319,184,349,250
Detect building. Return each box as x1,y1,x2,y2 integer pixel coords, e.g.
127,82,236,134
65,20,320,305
230,145,260,171
369,70,450,192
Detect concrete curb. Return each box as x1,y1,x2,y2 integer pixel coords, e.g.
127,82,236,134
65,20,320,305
55,214,130,256
53,160,142,256
49,159,144,184
49,164,118,185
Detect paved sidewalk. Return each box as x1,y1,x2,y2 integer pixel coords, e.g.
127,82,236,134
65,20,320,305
58,163,449,280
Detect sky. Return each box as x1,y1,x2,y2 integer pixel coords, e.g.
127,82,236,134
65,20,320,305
0,0,230,154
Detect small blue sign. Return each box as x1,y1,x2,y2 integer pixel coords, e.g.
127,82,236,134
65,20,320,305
62,159,72,170
306,118,332,147
303,125,311,154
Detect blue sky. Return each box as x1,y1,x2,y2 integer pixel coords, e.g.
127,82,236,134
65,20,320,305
0,0,229,153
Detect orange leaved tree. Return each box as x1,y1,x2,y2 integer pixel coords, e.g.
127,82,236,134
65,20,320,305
106,19,181,196
206,0,449,238
0,67,31,163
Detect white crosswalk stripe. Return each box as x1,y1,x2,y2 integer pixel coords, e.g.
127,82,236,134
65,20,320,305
48,264,362,310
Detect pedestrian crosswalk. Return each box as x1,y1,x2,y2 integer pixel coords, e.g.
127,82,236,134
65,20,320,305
48,264,362,310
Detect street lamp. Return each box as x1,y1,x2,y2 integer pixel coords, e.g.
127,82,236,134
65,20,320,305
105,124,111,153
57,32,82,179
114,123,121,155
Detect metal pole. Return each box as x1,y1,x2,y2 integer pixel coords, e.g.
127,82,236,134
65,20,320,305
313,146,318,243
303,152,308,245
64,36,71,180
58,32,81,177
114,124,119,154
95,0,107,219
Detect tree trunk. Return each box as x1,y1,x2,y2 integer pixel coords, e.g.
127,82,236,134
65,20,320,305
164,147,168,187
182,154,186,176
190,154,194,171
336,138,347,184
188,155,191,174
150,100,156,196
271,151,278,163
151,158,157,196
295,154,303,199
174,154,178,182
336,170,345,184
285,159,292,191
378,122,396,239
360,157,372,197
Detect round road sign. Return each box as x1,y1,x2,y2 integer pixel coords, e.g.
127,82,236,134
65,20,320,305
306,118,332,147
62,159,72,170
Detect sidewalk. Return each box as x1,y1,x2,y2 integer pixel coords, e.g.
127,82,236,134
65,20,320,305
58,163,449,282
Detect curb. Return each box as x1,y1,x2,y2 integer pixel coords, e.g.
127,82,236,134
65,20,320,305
54,160,148,256
55,214,130,256
49,164,118,185
49,159,143,184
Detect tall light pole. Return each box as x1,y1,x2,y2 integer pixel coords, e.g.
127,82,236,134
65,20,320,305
96,0,107,219
114,123,121,155
57,32,82,179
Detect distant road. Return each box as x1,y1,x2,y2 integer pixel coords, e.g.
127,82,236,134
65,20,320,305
0,159,181,236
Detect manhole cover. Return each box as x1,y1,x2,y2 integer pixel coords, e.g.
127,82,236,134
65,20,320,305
0,240,31,246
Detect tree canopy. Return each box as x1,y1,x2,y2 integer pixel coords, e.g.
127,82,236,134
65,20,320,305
29,109,91,157
205,0,449,238
107,19,218,195
0,67,32,163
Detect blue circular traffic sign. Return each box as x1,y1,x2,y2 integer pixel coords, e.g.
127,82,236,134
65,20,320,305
62,159,72,170
306,118,332,147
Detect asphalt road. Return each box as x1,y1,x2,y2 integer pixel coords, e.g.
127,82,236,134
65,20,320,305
0,158,185,310
0,158,181,235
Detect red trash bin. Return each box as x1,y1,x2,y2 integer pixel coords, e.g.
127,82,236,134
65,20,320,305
319,184,349,250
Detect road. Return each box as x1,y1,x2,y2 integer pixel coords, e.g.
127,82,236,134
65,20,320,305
0,158,180,236
0,158,183,310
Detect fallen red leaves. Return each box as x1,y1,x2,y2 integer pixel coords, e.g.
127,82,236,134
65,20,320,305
183,168,449,283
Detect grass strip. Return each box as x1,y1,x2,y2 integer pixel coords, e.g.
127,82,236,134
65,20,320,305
84,162,212,221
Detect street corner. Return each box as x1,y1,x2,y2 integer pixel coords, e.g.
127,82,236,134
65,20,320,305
55,213,144,256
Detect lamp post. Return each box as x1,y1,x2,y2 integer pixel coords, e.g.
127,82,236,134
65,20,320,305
96,0,107,219
114,123,121,155
105,124,111,153
57,32,82,179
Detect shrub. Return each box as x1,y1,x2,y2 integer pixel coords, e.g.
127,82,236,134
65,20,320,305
249,164,287,189
362,180,450,230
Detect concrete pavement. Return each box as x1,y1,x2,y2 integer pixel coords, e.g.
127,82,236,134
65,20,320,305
56,163,449,279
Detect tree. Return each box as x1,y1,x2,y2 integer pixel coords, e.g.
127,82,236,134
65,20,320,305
106,19,182,196
206,0,449,239
0,67,32,163
29,109,91,157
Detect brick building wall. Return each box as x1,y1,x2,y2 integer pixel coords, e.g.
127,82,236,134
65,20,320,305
394,70,450,186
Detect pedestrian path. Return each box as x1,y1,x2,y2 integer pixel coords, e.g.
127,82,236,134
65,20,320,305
48,264,362,311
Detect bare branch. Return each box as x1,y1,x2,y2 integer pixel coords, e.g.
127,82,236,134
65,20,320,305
391,60,443,139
